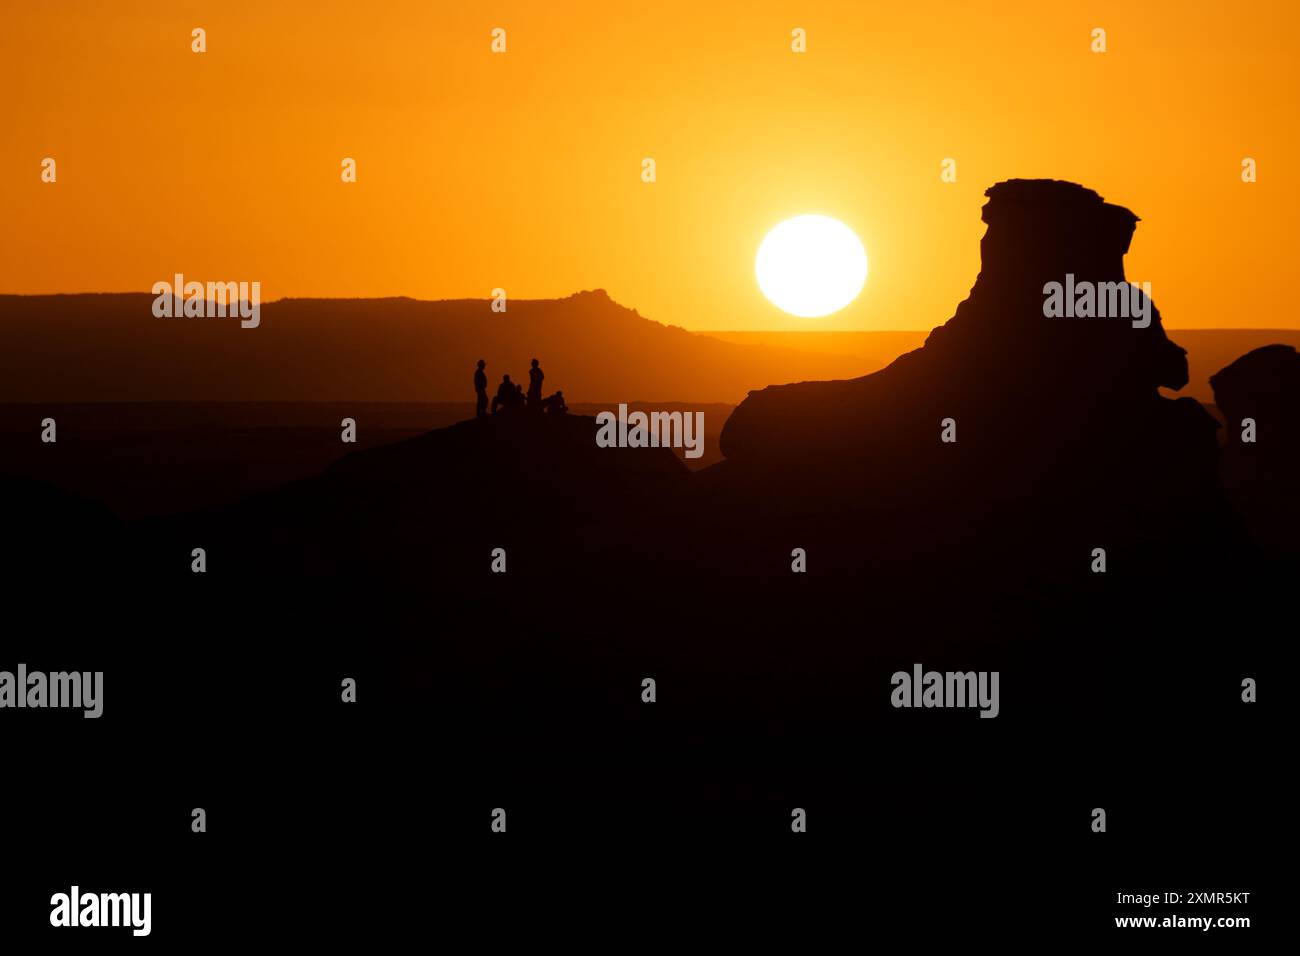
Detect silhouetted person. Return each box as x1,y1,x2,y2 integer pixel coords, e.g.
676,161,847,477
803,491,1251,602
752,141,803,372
515,383,526,407
541,390,568,414
528,358,544,411
492,374,515,414
474,359,488,418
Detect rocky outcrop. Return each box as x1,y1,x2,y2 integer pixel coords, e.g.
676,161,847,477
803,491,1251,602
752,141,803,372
714,179,1233,577
1211,344,1300,555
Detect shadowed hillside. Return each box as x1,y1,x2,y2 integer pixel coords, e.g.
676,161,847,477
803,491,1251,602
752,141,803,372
0,401,731,519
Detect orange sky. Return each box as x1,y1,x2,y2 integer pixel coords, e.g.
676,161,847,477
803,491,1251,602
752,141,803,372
1,0,1295,330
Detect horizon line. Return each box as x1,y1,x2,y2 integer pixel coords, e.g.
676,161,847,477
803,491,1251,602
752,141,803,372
4,291,1300,333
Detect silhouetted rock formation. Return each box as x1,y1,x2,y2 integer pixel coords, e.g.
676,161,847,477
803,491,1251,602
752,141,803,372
1211,344,1300,555
715,179,1234,579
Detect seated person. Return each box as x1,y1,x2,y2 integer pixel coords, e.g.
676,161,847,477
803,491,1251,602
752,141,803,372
491,374,515,414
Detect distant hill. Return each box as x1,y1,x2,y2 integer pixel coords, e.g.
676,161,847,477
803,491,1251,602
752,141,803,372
0,291,864,405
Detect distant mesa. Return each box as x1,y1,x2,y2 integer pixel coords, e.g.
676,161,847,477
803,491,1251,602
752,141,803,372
0,289,866,404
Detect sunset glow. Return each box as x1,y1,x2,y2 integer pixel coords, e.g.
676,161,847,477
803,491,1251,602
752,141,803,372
0,1,1295,330
756,215,867,317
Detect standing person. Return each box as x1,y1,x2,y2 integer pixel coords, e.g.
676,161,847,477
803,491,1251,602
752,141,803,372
474,359,488,418
527,358,544,411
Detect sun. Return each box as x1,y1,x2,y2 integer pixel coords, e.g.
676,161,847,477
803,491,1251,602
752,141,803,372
756,215,868,318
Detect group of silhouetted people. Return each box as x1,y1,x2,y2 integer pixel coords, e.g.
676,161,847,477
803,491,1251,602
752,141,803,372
475,358,567,417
